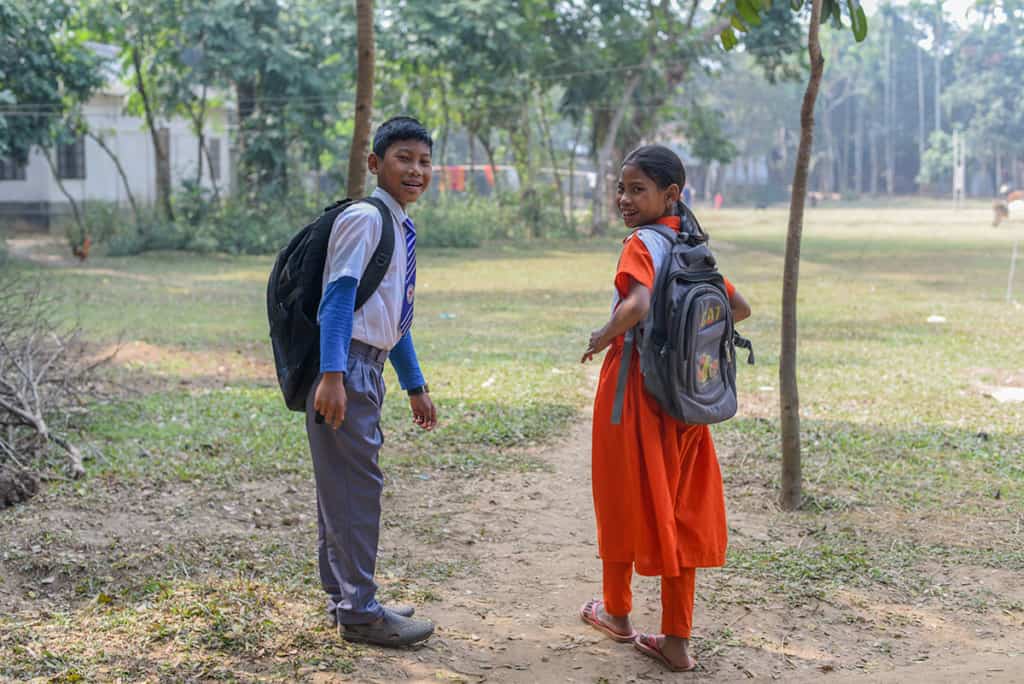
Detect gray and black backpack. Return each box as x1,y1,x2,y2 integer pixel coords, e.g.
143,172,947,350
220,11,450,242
611,205,753,425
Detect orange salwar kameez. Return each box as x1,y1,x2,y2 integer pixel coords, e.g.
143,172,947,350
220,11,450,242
591,215,730,638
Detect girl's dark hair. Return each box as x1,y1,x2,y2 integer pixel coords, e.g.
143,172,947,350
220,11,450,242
622,144,706,241
622,144,686,190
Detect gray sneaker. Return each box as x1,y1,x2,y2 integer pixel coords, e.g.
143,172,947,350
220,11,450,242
339,611,434,647
330,605,414,625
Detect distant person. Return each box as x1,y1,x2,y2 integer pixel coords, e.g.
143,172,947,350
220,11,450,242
309,116,438,647
682,184,693,207
713,192,723,210
580,145,751,672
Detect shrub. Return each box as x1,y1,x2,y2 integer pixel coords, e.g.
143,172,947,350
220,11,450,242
414,196,514,248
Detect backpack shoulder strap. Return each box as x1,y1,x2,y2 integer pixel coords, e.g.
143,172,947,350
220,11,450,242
353,197,396,311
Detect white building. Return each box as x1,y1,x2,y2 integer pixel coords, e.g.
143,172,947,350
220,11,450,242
0,45,233,230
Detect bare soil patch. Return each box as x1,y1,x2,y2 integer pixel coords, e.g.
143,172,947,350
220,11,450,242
3,418,1022,682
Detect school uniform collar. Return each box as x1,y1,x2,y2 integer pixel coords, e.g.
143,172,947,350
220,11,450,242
371,186,410,227
622,215,681,243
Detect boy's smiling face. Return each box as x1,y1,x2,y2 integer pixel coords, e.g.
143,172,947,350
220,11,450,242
369,140,432,208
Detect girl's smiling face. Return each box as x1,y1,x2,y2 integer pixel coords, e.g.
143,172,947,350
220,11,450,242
616,163,680,228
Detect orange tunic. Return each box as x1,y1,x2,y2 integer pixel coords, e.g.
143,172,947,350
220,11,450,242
591,216,730,577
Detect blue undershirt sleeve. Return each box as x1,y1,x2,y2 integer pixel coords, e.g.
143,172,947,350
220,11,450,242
389,331,425,391
318,276,357,373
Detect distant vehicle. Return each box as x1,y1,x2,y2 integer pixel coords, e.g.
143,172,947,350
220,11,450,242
536,168,597,205
426,165,520,199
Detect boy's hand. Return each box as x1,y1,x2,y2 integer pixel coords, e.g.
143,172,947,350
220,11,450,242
314,372,347,429
410,393,437,431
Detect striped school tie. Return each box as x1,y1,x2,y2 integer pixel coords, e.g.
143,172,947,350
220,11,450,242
398,217,416,337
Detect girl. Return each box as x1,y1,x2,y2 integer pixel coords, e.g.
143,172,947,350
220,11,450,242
580,145,751,672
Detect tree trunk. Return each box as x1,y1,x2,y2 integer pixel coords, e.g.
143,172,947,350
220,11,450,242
42,149,87,244
934,3,942,133
468,130,477,197
347,0,375,198
870,129,880,195
201,137,221,201
86,130,141,227
131,46,174,221
917,44,926,191
884,21,895,196
480,134,500,195
780,0,826,512
855,98,864,195
568,116,583,234
538,93,568,231
592,66,646,236
192,86,209,188
439,77,451,191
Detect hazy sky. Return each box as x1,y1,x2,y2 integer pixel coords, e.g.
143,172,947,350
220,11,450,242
861,0,978,24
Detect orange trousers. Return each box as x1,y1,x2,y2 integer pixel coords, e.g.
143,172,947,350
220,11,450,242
603,561,696,638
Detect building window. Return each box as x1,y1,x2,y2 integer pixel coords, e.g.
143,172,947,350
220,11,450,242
208,138,221,181
0,156,26,181
57,137,86,179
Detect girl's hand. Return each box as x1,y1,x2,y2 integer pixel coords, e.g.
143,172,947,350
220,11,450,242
581,329,609,363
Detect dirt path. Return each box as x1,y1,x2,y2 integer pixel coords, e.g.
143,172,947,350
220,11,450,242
359,418,1024,683
2,358,1021,681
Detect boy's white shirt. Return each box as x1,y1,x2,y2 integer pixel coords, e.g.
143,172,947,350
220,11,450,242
321,186,410,352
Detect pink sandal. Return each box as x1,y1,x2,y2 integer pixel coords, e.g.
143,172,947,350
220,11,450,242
579,599,636,643
634,633,697,672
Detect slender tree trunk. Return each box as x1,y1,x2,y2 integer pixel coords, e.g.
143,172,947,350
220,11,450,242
917,44,926,191
43,149,87,245
192,86,209,188
131,46,174,221
468,130,476,196
592,66,647,235
780,0,826,512
568,116,583,234
480,134,500,195
201,137,221,201
86,130,141,226
884,22,895,196
439,77,451,191
538,93,568,230
347,0,375,198
934,3,942,133
870,129,880,195
855,96,864,195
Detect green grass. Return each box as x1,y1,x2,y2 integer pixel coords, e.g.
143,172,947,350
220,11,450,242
4,207,1024,680
17,206,1024,504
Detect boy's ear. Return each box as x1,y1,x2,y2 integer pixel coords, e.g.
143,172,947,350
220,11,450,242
367,153,381,176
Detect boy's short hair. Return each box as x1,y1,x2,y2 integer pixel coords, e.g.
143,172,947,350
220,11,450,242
372,116,433,158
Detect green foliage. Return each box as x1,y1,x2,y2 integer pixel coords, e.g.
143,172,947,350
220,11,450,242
722,0,869,50
0,1,103,161
414,197,513,248
685,105,738,167
917,130,953,187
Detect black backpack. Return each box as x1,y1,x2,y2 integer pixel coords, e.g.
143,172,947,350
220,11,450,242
267,197,395,411
611,205,753,425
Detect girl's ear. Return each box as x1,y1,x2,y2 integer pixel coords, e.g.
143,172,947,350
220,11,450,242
664,183,681,213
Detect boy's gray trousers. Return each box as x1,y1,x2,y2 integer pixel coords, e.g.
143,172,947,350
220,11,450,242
305,341,388,624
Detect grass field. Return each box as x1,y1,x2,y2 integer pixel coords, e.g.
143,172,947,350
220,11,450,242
1,206,1022,681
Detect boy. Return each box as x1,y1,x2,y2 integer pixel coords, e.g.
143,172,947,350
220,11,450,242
308,116,437,647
